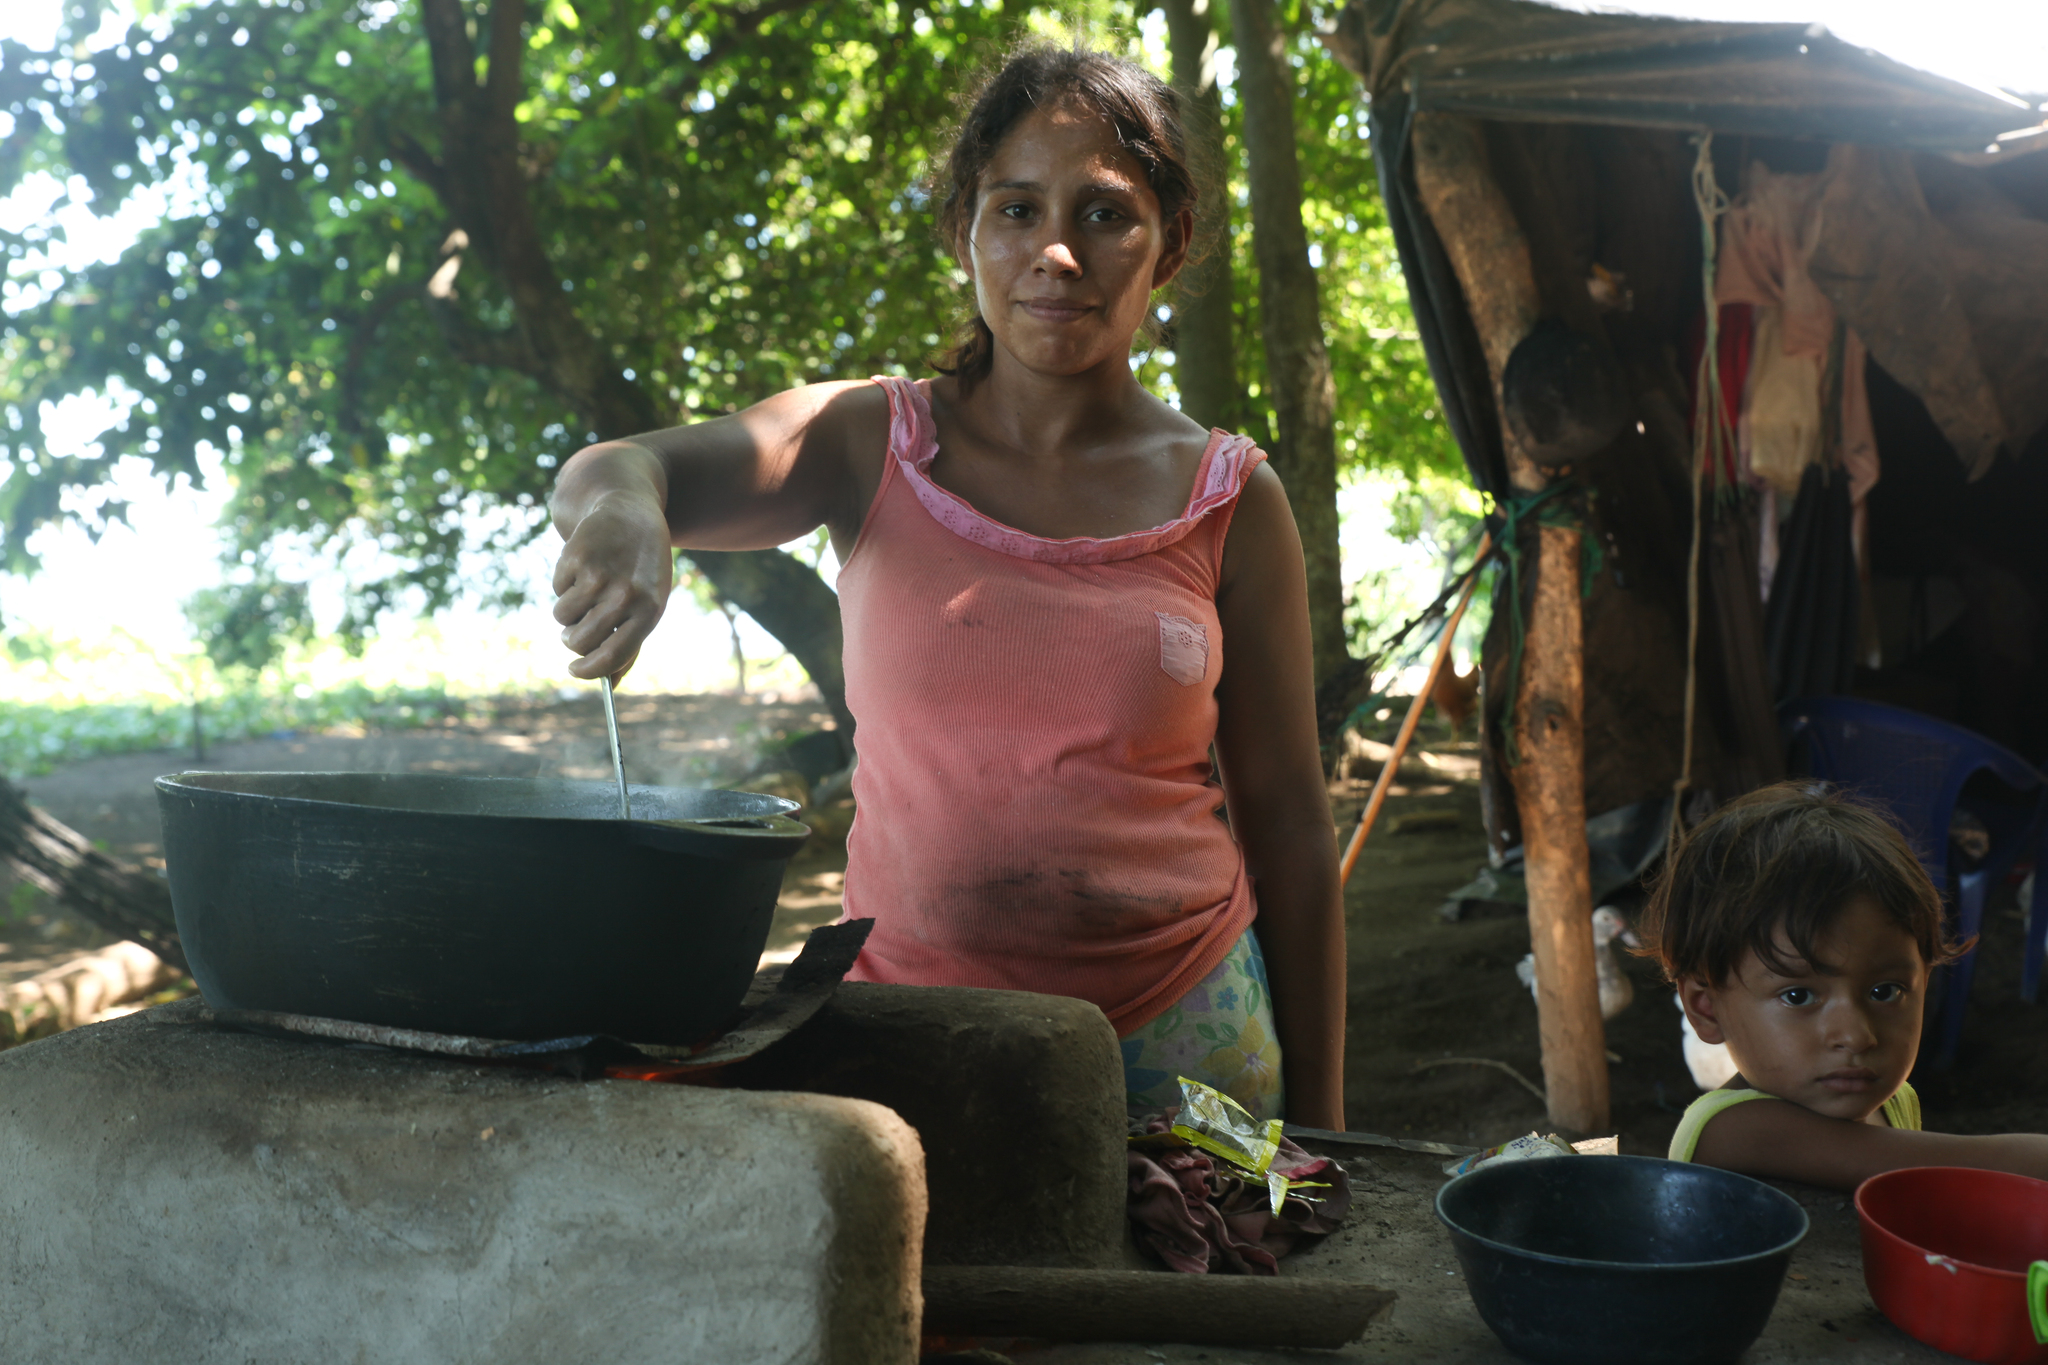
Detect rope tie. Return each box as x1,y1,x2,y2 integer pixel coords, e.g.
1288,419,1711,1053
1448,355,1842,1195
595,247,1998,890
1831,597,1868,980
1674,131,1734,838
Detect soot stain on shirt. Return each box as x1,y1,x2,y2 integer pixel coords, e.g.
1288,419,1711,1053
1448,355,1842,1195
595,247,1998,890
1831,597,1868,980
952,867,1185,933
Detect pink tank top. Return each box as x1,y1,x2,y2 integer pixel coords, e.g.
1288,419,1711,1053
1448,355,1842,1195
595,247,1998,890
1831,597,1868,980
836,376,1266,1033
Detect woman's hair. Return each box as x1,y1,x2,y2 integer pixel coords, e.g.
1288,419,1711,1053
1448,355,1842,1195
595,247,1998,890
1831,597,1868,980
1636,782,1961,985
931,44,1201,385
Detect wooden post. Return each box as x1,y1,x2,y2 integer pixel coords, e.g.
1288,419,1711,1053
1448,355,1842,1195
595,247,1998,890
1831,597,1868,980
1513,523,1608,1134
1411,114,1609,1134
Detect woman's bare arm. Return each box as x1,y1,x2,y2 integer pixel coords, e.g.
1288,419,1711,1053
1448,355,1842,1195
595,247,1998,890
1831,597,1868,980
1693,1093,2048,1190
548,380,887,679
1212,465,1346,1130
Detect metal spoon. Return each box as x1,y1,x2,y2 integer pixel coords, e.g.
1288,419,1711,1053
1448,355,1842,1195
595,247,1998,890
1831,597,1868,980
600,676,631,820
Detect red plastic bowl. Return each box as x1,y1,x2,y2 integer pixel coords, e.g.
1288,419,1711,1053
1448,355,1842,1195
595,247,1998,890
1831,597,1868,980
1856,1166,2048,1365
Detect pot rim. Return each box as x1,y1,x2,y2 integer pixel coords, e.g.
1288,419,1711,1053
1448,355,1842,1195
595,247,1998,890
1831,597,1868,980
156,770,800,824
155,771,812,851
1436,1154,1811,1273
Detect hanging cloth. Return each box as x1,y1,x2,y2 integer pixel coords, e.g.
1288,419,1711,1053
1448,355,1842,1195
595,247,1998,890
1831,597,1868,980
1704,493,1786,792
1764,462,1861,704
1744,308,1825,498
1715,164,1883,507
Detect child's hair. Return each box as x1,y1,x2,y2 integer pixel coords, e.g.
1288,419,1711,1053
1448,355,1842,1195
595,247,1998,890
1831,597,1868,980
931,44,1201,385
1637,782,1962,985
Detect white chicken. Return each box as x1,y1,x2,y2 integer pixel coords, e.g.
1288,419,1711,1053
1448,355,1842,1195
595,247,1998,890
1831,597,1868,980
1677,992,1740,1090
1515,905,1637,1021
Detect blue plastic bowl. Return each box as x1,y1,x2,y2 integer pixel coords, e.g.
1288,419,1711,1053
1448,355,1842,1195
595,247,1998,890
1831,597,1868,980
1436,1154,1809,1365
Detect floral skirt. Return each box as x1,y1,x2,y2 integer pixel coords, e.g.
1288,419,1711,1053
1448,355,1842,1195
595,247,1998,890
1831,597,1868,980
1118,926,1286,1122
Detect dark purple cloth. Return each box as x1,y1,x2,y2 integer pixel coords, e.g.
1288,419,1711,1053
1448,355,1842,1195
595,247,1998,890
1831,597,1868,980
1126,1118,1352,1274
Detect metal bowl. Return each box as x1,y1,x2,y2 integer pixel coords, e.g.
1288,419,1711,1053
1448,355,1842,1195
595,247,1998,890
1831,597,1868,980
156,772,809,1043
1436,1154,1809,1365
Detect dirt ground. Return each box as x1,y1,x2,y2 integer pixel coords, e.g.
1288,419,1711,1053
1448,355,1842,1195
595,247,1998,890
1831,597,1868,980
1030,1147,1958,1364
9,691,2046,1361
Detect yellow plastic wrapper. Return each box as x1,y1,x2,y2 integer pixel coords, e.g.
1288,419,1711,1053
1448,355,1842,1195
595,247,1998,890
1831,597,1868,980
1169,1075,1284,1178
1442,1131,1575,1177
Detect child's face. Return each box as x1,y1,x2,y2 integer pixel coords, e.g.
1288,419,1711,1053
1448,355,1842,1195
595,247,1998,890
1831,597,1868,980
1680,896,1928,1122
959,102,1190,380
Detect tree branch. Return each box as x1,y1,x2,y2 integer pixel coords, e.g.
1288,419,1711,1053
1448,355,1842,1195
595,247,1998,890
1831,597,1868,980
484,0,527,125
384,127,447,201
419,0,478,113
424,294,544,377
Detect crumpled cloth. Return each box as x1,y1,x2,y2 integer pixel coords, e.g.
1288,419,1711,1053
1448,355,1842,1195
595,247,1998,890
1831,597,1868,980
1716,164,1879,513
1126,1115,1353,1274
1717,166,1834,357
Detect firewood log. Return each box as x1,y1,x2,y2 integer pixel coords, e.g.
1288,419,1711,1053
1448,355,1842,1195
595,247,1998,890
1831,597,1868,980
921,1265,1396,1349
0,779,187,972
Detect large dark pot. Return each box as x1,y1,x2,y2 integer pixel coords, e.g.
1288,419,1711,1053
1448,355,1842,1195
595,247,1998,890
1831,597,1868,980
1436,1154,1808,1365
156,772,808,1043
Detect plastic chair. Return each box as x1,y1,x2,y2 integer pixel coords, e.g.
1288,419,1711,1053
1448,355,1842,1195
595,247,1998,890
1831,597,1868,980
2026,833,2048,1005
1781,696,2043,1066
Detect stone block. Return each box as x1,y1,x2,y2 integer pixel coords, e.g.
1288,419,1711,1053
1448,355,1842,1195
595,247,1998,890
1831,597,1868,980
0,1007,925,1365
723,983,1130,1269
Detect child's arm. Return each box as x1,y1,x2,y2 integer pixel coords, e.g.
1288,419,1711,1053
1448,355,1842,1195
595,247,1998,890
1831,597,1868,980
1693,1094,2048,1190
1212,466,1346,1131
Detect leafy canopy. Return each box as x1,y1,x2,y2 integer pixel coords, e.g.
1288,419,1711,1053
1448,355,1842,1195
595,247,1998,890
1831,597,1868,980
1,0,1449,651
1203,1,1455,480
1,0,1013,632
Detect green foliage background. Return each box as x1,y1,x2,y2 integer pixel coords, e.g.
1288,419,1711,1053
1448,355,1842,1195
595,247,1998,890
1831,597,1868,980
0,0,1457,684
0,684,464,776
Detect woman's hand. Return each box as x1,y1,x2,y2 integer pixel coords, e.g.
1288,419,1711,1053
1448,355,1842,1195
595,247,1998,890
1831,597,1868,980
545,382,888,680
550,444,674,682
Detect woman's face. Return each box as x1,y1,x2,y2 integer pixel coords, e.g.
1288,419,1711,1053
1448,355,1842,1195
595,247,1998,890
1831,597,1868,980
959,100,1190,381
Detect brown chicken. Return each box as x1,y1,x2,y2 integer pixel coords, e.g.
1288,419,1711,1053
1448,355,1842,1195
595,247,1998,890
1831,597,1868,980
1430,662,1481,739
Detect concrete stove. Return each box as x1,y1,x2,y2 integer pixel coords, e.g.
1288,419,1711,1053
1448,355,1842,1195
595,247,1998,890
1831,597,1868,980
0,983,1130,1364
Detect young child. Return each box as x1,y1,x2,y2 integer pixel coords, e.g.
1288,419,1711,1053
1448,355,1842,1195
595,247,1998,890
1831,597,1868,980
1640,782,2048,1191
547,47,1343,1128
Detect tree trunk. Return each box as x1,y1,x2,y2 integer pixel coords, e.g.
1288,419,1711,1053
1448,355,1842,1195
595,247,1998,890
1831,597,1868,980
2,941,181,1045
0,780,188,974
1226,0,1346,687
717,601,748,694
1160,0,1244,435
414,0,852,745
1411,113,1608,1135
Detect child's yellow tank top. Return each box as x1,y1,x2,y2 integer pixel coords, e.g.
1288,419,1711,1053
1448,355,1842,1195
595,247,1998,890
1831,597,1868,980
1667,1083,1921,1162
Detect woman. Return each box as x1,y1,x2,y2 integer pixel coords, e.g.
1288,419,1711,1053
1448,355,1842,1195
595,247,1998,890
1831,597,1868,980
548,47,1344,1128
